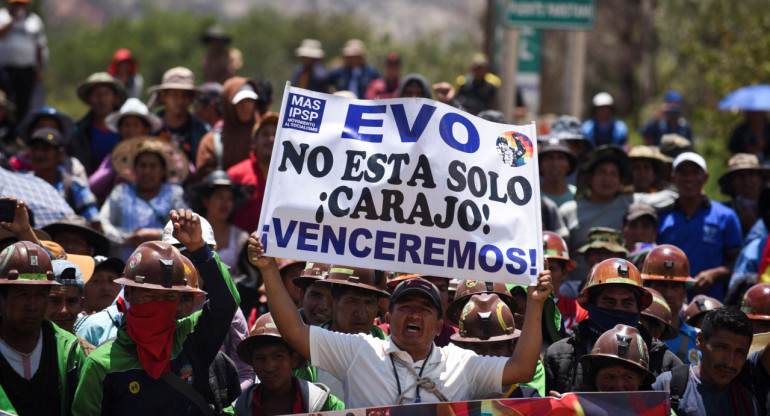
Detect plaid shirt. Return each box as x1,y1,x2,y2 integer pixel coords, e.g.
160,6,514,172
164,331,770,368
0,167,74,227
52,172,99,222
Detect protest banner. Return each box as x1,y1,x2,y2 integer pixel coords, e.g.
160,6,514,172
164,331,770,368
292,392,670,415
258,84,543,285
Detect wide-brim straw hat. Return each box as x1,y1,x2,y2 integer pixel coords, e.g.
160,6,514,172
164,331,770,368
342,39,366,57
104,98,164,134
147,67,199,95
76,72,127,105
110,136,190,184
576,145,634,198
296,39,324,59
41,215,110,257
718,153,770,196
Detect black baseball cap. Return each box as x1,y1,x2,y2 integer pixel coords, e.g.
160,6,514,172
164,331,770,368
27,127,65,148
391,277,443,317
93,255,125,276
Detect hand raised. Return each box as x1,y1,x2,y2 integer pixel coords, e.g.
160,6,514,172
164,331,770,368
170,209,204,252
247,232,276,269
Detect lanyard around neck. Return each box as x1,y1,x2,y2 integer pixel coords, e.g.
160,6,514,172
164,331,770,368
389,347,433,404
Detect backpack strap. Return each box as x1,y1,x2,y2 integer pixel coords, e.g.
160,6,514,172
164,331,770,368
676,332,690,362
160,372,215,416
116,338,215,416
669,364,690,414
213,128,224,171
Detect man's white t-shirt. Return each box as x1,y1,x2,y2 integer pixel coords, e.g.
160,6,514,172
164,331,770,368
309,325,508,409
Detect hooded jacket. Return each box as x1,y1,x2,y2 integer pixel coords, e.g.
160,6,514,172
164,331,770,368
233,377,344,415
543,318,682,394
397,73,432,98
0,319,85,416
196,77,259,180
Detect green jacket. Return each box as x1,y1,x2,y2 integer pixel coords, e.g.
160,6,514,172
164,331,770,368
72,248,240,416
0,318,86,416
521,359,546,397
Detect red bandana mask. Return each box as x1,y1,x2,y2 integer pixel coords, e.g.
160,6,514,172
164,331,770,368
126,300,178,379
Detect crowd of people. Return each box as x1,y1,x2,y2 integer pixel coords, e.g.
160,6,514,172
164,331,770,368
2,4,770,414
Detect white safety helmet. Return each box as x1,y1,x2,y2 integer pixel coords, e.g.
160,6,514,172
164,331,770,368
592,92,614,107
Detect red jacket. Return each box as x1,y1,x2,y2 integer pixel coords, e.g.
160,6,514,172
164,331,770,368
227,152,266,234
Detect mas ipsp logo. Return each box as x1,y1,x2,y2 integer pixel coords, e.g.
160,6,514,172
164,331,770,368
283,93,326,133
495,131,533,167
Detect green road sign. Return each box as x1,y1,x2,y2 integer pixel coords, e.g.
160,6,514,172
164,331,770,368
505,0,595,29
517,26,541,73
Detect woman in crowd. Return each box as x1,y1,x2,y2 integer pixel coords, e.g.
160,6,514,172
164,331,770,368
98,136,188,259
89,98,163,203
186,168,253,279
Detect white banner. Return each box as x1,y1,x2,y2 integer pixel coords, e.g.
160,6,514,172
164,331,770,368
258,84,543,285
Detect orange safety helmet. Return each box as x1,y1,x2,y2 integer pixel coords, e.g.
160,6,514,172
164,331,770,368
577,258,652,310
543,231,577,270
640,244,695,283
741,284,770,321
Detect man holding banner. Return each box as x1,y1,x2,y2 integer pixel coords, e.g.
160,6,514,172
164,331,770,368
246,84,555,408
248,237,552,408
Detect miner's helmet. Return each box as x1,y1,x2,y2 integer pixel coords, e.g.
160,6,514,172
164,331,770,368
0,241,57,285
577,258,652,311
179,254,206,296
317,265,390,297
446,280,518,325
580,324,656,386
640,287,678,340
640,244,695,283
114,241,196,292
741,284,770,321
684,295,723,327
236,312,287,364
543,231,577,270
450,293,521,343
291,262,332,290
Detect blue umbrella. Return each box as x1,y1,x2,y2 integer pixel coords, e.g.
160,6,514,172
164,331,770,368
718,84,770,112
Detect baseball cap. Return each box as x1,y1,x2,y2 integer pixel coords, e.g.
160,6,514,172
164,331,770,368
92,255,125,281
672,152,706,172
624,203,658,224
232,83,258,105
390,277,443,317
27,127,65,148
664,90,682,103
52,259,85,291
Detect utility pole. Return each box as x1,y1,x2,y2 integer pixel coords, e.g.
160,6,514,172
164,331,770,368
563,30,587,118
500,27,519,123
